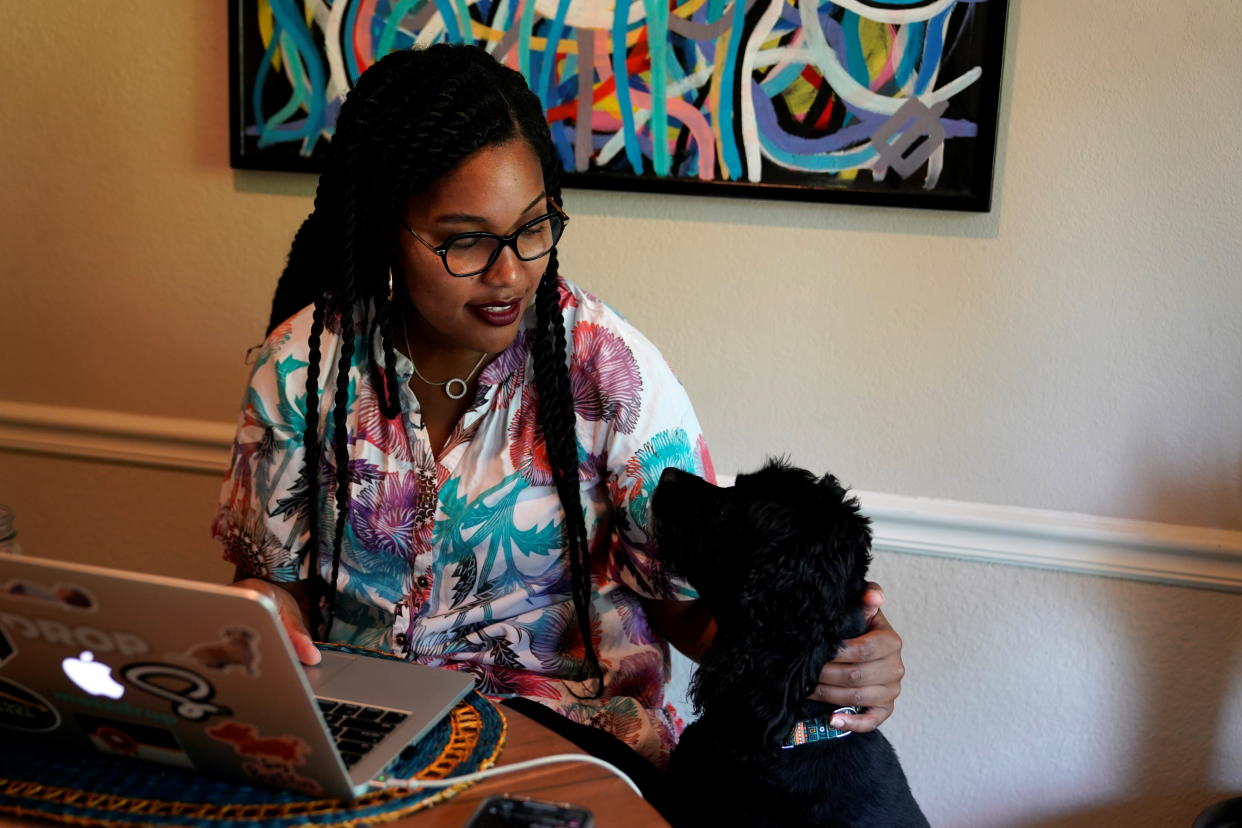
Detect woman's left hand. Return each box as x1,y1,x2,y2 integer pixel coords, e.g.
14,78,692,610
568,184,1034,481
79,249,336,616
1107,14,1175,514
808,582,905,733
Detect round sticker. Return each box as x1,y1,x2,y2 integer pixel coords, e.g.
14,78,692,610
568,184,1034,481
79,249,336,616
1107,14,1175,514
0,676,61,731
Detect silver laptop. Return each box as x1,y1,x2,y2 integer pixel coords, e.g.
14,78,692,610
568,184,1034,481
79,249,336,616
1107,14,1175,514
0,552,474,800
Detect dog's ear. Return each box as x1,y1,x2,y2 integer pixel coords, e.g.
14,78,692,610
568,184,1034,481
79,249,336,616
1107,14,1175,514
691,630,838,756
738,479,872,648
687,468,874,754
754,637,837,753
733,477,873,750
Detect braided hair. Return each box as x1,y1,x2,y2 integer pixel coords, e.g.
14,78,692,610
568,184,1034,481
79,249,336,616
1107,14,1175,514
268,45,604,697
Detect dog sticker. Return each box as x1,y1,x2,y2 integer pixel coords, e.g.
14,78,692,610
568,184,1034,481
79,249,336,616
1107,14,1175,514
120,663,232,722
206,720,322,796
77,712,194,769
184,626,261,676
0,676,60,731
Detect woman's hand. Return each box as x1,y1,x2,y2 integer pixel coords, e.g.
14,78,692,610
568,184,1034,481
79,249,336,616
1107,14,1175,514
230,578,321,666
808,582,904,733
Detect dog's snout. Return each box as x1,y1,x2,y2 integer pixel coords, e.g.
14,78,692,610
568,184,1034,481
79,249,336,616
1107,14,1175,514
659,467,689,486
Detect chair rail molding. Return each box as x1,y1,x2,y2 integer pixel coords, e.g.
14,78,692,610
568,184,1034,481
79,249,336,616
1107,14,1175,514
5,400,1241,592
0,400,234,473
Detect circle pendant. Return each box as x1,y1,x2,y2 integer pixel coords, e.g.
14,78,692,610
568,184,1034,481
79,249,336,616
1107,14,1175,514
445,378,469,400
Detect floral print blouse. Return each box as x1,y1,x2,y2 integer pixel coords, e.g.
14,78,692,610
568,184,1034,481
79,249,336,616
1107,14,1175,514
213,277,714,767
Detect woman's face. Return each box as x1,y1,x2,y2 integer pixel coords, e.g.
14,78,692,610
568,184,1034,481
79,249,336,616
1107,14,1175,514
395,139,550,360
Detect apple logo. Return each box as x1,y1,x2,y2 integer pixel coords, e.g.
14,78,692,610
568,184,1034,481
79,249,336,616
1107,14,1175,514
62,651,125,699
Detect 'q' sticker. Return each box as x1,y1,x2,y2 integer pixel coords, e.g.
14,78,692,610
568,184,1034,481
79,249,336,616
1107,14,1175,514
120,663,232,722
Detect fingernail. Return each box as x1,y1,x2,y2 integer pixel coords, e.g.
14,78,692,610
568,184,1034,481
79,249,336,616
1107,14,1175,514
830,717,845,729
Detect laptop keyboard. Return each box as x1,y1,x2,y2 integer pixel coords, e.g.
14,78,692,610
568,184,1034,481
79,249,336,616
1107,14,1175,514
316,699,409,768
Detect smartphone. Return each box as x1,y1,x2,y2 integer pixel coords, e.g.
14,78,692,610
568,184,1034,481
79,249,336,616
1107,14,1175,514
462,794,595,828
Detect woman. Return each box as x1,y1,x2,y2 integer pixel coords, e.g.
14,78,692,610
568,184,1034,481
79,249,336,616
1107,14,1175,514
214,43,903,787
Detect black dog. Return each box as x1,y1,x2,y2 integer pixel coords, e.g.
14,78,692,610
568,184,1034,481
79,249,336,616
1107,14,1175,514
653,461,927,828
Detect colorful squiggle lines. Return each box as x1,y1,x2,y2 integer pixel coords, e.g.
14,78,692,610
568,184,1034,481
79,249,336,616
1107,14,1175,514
246,0,996,188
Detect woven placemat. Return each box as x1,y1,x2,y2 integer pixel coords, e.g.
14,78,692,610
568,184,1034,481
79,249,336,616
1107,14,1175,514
0,644,505,827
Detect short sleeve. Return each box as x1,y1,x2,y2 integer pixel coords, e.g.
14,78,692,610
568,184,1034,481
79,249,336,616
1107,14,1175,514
568,310,715,602
211,314,317,583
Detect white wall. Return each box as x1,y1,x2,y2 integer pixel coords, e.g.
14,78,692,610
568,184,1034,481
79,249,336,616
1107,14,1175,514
2,2,1240,824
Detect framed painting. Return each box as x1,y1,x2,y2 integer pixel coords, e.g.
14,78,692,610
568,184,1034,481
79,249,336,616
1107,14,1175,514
230,0,1008,211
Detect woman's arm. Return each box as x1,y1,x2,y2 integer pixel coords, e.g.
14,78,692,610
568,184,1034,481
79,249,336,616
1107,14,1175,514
644,597,717,663
214,313,325,667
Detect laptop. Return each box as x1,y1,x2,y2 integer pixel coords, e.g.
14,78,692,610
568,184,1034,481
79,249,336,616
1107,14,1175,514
0,552,475,800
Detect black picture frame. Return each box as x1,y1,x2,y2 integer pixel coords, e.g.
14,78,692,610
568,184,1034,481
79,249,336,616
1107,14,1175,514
230,0,1008,211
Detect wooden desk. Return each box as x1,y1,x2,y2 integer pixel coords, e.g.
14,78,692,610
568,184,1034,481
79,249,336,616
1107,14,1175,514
391,706,668,827
0,707,668,828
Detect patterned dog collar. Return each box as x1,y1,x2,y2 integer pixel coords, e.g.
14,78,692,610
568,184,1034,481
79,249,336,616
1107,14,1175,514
780,707,859,749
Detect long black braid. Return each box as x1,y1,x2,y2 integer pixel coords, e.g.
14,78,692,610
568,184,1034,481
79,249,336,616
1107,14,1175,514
268,44,605,697
531,253,603,698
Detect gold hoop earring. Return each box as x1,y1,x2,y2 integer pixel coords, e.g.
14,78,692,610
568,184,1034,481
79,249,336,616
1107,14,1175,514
387,267,394,303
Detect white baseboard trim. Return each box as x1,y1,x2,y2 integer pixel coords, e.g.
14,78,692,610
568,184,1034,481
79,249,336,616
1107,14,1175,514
4,401,1241,592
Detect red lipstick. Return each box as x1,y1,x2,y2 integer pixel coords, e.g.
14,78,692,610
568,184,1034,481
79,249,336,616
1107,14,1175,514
469,299,522,327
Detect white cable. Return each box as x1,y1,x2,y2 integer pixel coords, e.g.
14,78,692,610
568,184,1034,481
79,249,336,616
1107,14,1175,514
367,752,644,798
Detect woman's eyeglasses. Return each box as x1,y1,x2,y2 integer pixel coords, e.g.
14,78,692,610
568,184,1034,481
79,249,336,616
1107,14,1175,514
401,209,569,278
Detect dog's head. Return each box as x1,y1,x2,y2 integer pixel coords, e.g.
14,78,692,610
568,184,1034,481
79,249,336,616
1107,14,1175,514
224,626,254,640
652,459,873,753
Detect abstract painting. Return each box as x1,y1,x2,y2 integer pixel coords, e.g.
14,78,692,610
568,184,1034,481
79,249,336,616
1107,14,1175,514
230,0,1008,210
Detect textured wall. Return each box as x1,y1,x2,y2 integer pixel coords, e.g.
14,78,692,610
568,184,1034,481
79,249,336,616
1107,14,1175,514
877,552,1242,827
665,551,1242,827
1,1,1240,825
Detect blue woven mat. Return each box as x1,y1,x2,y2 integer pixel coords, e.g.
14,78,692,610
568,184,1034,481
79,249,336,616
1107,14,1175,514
0,645,505,827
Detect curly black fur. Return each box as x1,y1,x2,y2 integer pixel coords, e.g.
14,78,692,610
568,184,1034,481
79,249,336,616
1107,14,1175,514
653,460,927,827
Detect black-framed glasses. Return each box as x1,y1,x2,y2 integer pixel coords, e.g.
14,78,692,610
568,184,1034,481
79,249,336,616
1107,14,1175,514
401,209,569,278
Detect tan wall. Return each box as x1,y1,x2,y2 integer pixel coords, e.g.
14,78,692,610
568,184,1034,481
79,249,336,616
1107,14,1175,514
2,1,1240,530
2,2,1240,825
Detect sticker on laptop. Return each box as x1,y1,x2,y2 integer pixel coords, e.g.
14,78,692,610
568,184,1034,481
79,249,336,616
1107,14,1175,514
2,579,96,611
0,625,15,668
120,663,232,722
206,720,322,796
77,712,194,769
0,612,147,656
184,626,260,676
0,676,60,731
52,690,176,727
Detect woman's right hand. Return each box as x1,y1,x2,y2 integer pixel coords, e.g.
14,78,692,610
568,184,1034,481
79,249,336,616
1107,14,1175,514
231,578,322,665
